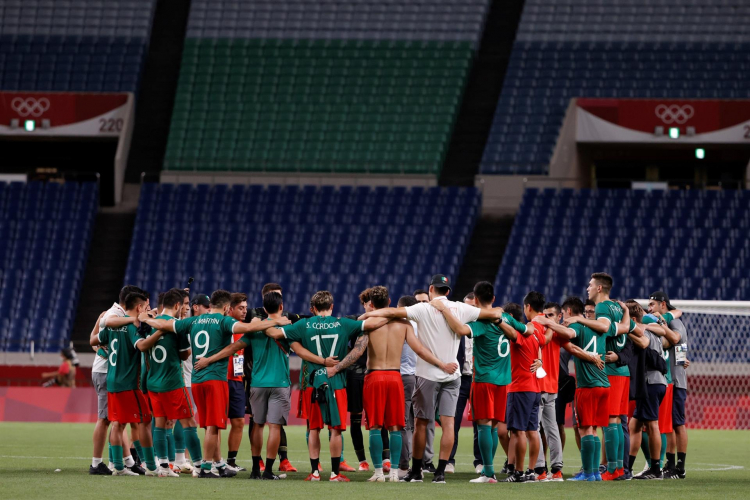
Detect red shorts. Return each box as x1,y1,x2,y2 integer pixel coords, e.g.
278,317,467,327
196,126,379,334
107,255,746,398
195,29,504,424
471,382,507,422
108,390,151,424
297,387,310,419
309,388,348,431
607,375,629,416
659,384,674,433
575,387,609,428
150,387,194,420
628,399,636,420
363,371,405,430
192,380,228,429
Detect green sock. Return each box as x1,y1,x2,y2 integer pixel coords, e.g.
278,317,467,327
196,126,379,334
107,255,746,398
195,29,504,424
642,433,651,462
112,445,124,471
133,440,144,463
369,429,384,469
593,436,602,474
143,446,157,471
616,424,624,469
478,425,495,476
306,429,309,446
581,436,595,474
604,424,618,473
492,427,499,460
166,428,175,462
341,432,345,462
153,427,168,465
389,431,402,473
660,434,667,468
184,427,203,464
579,440,587,474
108,443,113,464
201,461,212,471
173,421,185,453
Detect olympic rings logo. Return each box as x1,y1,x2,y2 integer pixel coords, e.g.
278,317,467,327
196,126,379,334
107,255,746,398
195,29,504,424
10,97,51,117
655,104,694,125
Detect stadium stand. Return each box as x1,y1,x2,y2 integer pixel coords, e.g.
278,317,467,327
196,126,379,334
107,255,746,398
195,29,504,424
0,0,156,92
494,188,750,305
481,0,750,175
163,0,490,174
124,183,480,315
0,181,98,352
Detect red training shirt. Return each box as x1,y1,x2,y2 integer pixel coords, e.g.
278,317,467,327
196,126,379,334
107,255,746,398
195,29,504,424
508,318,546,393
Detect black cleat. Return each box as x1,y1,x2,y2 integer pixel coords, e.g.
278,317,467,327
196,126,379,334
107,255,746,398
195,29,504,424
249,471,262,480
634,470,663,480
400,468,424,482
502,471,527,483
89,463,113,475
663,467,680,479
198,469,220,479
432,473,446,484
422,462,436,473
262,473,283,480
217,466,237,478
676,469,686,479
500,459,509,475
128,464,146,475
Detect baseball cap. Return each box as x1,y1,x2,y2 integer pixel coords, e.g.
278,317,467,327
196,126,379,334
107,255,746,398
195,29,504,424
191,294,210,308
430,274,452,292
649,291,676,310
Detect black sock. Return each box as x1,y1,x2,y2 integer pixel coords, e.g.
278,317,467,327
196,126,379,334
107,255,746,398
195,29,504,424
279,428,288,461
534,466,545,475
252,456,261,474
551,466,562,474
130,447,139,465
247,418,254,441
629,455,637,471
650,459,661,474
677,452,686,470
666,452,675,470
311,458,319,474
227,451,237,466
412,457,423,473
332,457,341,476
507,463,515,473
350,414,365,458
381,428,390,460
264,458,276,476
436,459,448,475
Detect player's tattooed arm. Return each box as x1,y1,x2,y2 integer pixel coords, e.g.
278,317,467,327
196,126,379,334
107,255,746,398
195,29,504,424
194,340,245,371
405,325,458,374
327,334,368,377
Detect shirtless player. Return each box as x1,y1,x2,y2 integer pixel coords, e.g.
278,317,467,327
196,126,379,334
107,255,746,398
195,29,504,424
325,286,459,483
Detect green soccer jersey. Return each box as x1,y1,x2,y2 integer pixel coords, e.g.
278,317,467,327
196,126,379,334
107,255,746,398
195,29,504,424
642,314,674,384
281,316,364,390
468,320,511,386
173,313,238,385
596,300,633,377
501,312,529,335
240,318,291,388
569,324,610,388
146,314,192,393
98,322,143,393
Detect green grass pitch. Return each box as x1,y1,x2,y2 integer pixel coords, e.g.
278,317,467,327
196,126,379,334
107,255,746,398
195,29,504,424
1,423,749,500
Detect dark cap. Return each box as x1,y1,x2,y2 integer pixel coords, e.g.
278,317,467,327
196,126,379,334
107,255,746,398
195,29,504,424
430,274,452,292
649,291,675,310
191,294,210,308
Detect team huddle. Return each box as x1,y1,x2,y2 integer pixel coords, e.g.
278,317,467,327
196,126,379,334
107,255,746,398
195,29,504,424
87,272,689,483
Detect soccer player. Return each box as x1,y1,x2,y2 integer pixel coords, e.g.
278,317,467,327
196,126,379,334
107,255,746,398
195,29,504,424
347,288,375,472
412,288,437,472
327,285,458,483
265,290,388,482
396,295,418,478
142,288,204,477
194,291,334,480
225,293,248,472
91,292,161,476
363,275,502,484
143,289,291,478
173,288,196,473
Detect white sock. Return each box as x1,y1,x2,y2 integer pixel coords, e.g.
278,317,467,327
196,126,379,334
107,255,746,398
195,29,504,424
375,467,383,474
92,457,102,467
124,455,135,467
175,453,186,464
213,460,226,468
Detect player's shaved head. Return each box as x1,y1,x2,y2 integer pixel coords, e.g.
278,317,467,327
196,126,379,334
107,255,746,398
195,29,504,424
369,286,389,309
210,289,232,308
310,291,334,312
162,289,184,309
472,281,495,306
398,295,418,308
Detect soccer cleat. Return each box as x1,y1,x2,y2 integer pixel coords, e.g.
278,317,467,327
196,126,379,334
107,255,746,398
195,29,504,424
470,474,497,483
224,464,241,473
550,471,564,482
598,464,607,474
397,468,409,479
330,473,350,482
197,469,220,479
339,460,356,472
158,466,180,478
262,473,283,480
676,469,687,479
114,467,139,476
445,463,455,473
259,459,265,472
217,466,238,478
279,459,297,472
500,461,510,475
634,470,663,480
108,462,115,472
368,470,386,482
129,464,146,475
593,472,602,481
318,463,324,472
662,467,680,479
304,471,321,482
249,471,262,480
432,472,446,484
383,459,391,473
388,470,400,482
524,469,537,482
144,468,159,477
89,463,113,475
502,471,527,483
401,468,424,483
475,464,484,474
358,461,370,471
567,472,592,481
536,471,548,481
422,461,437,473
176,462,194,474
601,471,618,481
622,469,633,481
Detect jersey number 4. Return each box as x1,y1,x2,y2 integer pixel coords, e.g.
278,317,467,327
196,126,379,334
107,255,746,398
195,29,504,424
584,336,597,354
311,334,338,358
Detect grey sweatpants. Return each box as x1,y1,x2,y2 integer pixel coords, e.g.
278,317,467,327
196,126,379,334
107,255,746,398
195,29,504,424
535,392,563,470
401,374,435,466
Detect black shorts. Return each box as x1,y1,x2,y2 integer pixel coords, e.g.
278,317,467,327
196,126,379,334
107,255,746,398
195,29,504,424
244,379,253,415
634,383,665,422
228,380,246,419
346,371,365,413
555,392,569,426
506,391,541,432
672,387,687,426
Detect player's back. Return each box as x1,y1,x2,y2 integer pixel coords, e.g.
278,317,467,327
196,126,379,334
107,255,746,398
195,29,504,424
100,325,141,393
366,319,410,370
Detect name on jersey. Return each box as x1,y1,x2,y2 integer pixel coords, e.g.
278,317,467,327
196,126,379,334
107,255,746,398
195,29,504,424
110,326,128,332
193,317,221,325
306,321,341,330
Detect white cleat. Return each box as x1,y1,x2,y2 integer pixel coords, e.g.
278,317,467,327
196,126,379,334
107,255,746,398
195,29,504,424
388,470,400,482
445,463,455,474
368,469,386,482
475,464,484,474
397,468,409,479
470,474,498,483
145,469,159,477
358,461,370,471
114,467,139,476
176,462,194,474
159,467,180,477
108,462,116,472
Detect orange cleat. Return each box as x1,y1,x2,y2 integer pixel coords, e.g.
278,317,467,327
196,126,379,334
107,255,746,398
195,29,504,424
305,471,321,481
615,468,625,479
601,471,617,481
259,459,265,472
318,463,324,472
330,473,350,482
536,471,548,481
279,459,297,472
550,471,564,482
339,460,356,472
358,461,370,471
383,459,391,473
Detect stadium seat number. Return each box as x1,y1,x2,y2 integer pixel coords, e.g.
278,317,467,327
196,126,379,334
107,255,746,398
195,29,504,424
98,118,123,133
